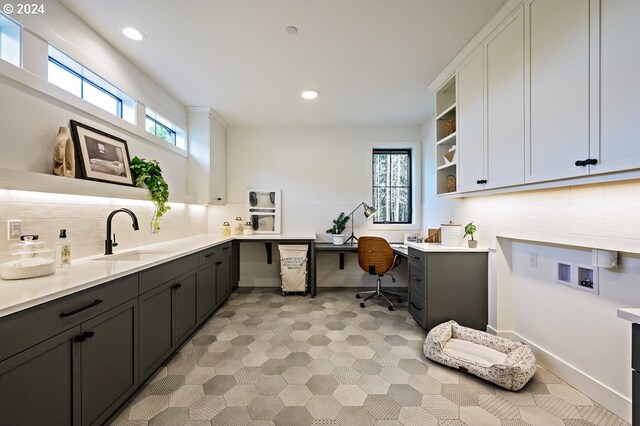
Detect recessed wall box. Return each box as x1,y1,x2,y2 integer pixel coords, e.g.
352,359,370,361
576,264,599,295
556,261,572,286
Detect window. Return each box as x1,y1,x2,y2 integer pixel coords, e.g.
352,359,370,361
47,45,136,123
145,108,186,149
0,13,20,67
372,149,412,224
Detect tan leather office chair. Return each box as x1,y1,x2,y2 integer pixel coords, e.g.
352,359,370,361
356,236,403,311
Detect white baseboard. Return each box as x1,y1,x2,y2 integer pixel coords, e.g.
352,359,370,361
489,328,631,423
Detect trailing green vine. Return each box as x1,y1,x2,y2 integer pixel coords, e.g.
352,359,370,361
130,156,171,233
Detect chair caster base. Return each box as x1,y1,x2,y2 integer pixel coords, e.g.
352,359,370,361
355,294,361,299
396,298,403,303
360,302,365,308
388,305,394,311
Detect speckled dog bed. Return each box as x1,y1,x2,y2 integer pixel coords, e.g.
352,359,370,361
423,320,536,391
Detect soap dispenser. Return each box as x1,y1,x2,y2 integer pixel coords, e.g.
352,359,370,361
55,229,72,268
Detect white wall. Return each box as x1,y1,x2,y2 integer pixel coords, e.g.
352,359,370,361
422,116,640,420
209,125,421,287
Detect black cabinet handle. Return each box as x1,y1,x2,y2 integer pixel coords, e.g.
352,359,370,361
477,179,487,184
216,197,222,201
204,253,216,259
410,302,422,311
585,158,598,165
216,261,223,265
172,283,182,289
222,246,230,251
60,299,103,318
575,160,586,166
410,275,421,282
409,255,420,260
73,331,95,343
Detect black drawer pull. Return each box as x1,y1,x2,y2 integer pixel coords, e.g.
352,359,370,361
410,301,422,311
585,158,598,165
409,254,420,260
216,197,222,201
410,275,421,282
204,253,216,259
222,246,230,251
60,299,103,318
172,283,182,289
73,331,95,343
216,261,223,265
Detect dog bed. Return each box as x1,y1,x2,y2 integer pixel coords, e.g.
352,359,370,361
423,320,536,391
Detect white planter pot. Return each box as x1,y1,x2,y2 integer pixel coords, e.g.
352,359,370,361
331,235,345,245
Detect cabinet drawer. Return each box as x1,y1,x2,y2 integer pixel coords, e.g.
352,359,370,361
198,243,232,266
408,265,426,299
0,273,138,362
408,290,427,330
634,370,640,426
633,324,640,371
140,254,198,294
407,248,426,268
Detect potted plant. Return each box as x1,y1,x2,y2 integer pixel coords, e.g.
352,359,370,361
464,222,478,248
130,156,171,233
326,212,350,245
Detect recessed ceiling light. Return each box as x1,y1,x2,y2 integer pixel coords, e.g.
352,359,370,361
122,27,145,41
285,26,298,35
301,90,319,100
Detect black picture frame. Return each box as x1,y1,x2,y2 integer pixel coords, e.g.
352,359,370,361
69,120,134,186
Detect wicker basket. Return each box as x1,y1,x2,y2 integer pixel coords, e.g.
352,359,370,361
441,119,456,137
445,175,456,193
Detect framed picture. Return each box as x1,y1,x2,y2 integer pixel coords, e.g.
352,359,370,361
246,189,281,234
70,120,134,186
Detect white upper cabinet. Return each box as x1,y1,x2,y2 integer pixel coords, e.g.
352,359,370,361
457,47,485,193
209,119,226,205
593,0,640,174
527,0,590,183
485,6,525,189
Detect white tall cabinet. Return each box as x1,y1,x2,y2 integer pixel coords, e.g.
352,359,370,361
457,48,485,193
485,6,525,189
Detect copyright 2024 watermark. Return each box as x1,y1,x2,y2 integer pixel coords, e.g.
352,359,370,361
3,3,45,15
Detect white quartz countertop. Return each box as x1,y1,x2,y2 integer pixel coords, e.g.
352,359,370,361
0,233,315,318
617,308,640,323
405,242,489,253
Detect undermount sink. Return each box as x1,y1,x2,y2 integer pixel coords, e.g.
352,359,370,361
92,250,174,262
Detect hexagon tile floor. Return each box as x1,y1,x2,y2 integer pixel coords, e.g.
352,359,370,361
109,288,628,426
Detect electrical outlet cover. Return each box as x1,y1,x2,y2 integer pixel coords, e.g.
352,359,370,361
7,220,21,240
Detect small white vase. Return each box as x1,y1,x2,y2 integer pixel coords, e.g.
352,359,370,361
331,235,345,245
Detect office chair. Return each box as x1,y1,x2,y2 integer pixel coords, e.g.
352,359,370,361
356,236,403,311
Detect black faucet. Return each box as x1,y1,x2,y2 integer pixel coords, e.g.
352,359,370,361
105,208,140,255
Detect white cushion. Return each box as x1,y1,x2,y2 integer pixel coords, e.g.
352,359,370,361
443,338,508,367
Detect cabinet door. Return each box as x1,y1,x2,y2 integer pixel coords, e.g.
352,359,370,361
457,47,485,192
81,299,138,426
485,7,525,189
139,282,173,381
174,270,198,346
593,0,640,174
198,262,217,322
527,0,590,182
210,118,226,204
0,326,81,426
216,255,232,307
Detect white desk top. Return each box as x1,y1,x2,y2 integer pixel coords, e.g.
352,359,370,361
617,308,640,324
405,242,489,253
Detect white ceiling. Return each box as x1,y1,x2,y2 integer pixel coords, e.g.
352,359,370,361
59,0,505,126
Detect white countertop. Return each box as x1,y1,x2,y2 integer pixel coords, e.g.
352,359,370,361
617,308,640,323
405,242,489,253
0,233,315,318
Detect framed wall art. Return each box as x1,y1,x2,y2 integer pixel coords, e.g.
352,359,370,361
70,120,134,186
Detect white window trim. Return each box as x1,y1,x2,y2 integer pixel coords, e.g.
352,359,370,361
365,140,422,231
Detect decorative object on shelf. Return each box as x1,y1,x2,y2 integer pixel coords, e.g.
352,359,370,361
55,229,72,267
441,221,463,247
69,120,134,186
246,189,281,234
221,222,231,237
464,222,478,248
445,174,456,193
243,221,253,236
233,217,244,236
326,212,350,246
1,236,55,280
404,232,423,244
441,119,456,137
129,156,171,233
443,149,456,164
52,127,76,178
343,202,377,245
425,228,441,243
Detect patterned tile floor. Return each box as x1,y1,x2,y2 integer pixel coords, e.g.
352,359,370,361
110,288,629,426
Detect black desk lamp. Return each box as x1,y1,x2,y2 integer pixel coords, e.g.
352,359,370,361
344,202,377,245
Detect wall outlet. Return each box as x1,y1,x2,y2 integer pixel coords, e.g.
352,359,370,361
529,253,537,268
7,220,22,240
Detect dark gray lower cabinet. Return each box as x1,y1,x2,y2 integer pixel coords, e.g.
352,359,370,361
632,324,640,424
216,254,232,307
407,248,488,332
197,261,217,322
139,268,198,382
0,326,81,426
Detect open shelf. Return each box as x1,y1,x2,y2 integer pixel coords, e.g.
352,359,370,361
0,168,151,201
437,162,457,171
436,132,457,146
436,103,456,121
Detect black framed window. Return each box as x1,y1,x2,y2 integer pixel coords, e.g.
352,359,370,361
145,115,177,145
372,149,412,224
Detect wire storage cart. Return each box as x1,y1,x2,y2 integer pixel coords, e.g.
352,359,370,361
278,244,308,296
